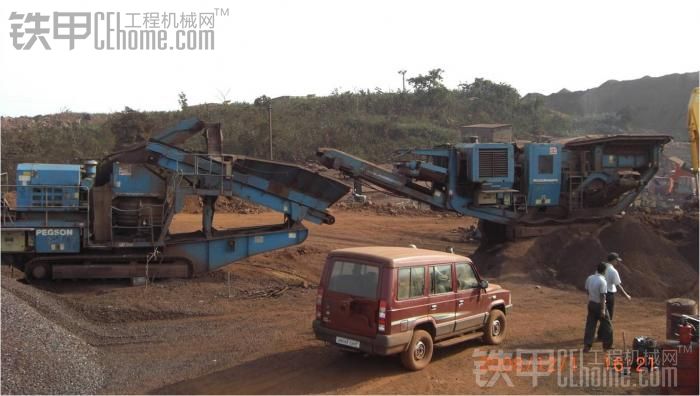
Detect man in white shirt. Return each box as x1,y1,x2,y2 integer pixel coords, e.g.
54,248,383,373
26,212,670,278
584,262,612,352
604,252,632,320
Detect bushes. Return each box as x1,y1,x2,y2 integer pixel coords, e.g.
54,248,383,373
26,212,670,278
2,76,591,177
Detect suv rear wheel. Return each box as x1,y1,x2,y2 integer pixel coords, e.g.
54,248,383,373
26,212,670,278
483,309,507,345
400,329,433,370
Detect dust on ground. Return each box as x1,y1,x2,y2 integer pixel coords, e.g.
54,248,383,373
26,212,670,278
0,210,696,394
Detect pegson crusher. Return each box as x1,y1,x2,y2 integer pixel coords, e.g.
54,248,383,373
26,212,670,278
1,118,350,281
317,133,671,242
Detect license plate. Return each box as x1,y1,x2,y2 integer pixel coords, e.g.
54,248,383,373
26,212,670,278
335,336,360,349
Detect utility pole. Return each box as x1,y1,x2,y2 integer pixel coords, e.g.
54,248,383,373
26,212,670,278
398,70,407,92
268,101,273,160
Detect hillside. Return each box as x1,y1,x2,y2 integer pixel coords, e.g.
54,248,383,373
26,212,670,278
526,72,698,139
2,71,697,180
0,73,569,179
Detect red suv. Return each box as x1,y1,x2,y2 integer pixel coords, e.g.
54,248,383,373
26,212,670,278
313,246,512,370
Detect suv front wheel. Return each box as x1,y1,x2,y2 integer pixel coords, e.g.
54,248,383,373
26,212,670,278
483,309,507,345
400,329,434,370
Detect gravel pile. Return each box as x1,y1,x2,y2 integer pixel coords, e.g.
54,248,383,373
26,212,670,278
1,288,104,395
474,215,698,298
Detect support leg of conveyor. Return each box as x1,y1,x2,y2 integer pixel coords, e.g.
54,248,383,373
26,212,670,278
202,196,218,238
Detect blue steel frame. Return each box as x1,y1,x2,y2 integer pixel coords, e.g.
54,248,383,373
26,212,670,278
318,135,669,225
1,118,350,277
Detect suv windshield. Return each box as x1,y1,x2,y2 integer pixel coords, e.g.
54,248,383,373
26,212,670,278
327,260,379,299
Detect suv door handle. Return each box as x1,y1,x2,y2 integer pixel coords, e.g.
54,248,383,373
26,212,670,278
458,299,464,307
430,304,438,310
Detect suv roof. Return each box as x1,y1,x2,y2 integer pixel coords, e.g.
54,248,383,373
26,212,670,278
328,246,471,268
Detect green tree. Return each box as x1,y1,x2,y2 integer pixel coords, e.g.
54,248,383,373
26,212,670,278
178,91,188,111
107,107,155,150
459,78,520,120
408,68,446,93
254,95,271,107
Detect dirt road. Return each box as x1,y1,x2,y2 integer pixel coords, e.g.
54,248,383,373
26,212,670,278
0,211,683,394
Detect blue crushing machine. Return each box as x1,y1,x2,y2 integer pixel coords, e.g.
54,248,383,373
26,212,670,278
1,118,350,280
317,134,671,241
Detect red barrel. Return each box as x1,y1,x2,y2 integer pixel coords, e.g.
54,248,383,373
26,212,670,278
660,340,699,395
666,299,698,340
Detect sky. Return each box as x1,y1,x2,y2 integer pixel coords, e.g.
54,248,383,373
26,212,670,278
0,0,698,117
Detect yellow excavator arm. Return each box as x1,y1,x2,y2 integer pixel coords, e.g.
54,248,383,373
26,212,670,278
689,87,699,175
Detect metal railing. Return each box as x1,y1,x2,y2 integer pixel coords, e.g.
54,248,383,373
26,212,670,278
568,175,584,210
0,183,92,245
513,192,528,213
173,153,232,175
110,203,165,244
170,152,234,195
1,184,90,209
1,173,12,224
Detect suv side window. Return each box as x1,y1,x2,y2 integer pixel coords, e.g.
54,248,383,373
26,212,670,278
430,264,453,294
456,262,479,290
397,266,425,300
